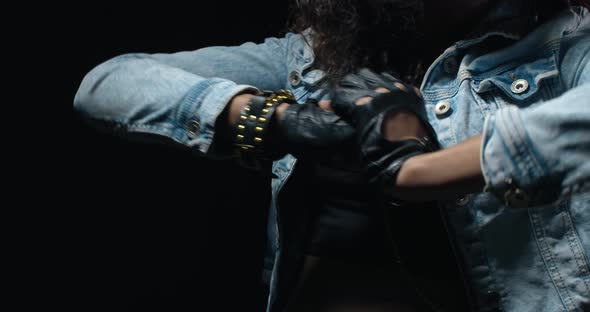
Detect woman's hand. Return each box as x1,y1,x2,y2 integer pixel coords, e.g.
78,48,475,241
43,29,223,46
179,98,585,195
334,74,429,142
330,68,439,185
227,91,355,162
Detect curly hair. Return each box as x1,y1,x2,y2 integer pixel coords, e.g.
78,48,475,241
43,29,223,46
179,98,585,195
290,0,586,86
290,0,425,85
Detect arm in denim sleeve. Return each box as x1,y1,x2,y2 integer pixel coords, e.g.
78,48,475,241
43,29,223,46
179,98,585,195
481,30,590,206
74,34,296,157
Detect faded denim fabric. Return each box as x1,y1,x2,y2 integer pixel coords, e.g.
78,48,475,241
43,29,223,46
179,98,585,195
420,5,590,312
74,4,590,311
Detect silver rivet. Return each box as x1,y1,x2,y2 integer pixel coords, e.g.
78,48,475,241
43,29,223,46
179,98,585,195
510,79,529,94
187,120,200,138
289,71,301,86
443,57,458,74
435,100,451,116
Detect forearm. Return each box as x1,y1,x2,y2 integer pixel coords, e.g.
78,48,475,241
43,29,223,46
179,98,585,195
390,85,590,204
389,134,484,202
74,35,294,156
74,53,258,157
480,84,590,207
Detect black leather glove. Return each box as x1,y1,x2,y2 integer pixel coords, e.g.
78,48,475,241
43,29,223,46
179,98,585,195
275,101,355,160
331,68,439,184
230,89,355,169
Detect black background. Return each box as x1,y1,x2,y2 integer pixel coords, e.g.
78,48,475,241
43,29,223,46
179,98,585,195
67,2,290,311
61,2,468,311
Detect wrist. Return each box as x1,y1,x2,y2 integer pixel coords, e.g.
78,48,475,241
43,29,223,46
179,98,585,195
395,154,427,188
231,90,296,168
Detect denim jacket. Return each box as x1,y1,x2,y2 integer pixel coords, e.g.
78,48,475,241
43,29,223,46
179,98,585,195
74,4,590,311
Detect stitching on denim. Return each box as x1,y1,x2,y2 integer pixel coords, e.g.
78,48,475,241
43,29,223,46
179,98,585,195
468,226,504,310
561,199,590,292
84,116,175,136
448,106,458,146
572,43,590,87
490,123,513,185
530,209,575,310
470,82,495,120
461,213,506,311
505,107,545,185
509,104,550,182
495,108,524,182
426,40,560,101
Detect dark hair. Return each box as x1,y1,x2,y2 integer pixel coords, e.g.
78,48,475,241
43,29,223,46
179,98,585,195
290,0,585,86
290,0,425,85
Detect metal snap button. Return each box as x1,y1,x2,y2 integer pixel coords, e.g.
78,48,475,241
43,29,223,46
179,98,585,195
289,71,301,87
186,120,201,138
510,79,529,94
435,100,451,116
443,57,458,74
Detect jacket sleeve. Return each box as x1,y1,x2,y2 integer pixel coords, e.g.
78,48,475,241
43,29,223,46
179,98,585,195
480,21,590,207
74,34,296,157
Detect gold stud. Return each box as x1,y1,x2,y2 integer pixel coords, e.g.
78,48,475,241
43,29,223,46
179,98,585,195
261,109,269,114
239,115,247,121
254,137,262,143
250,115,257,120
244,107,250,112
255,127,263,132
237,125,245,130
258,117,266,123
266,103,273,107
236,134,244,140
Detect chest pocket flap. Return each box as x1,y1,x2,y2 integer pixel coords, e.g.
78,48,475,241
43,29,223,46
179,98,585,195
471,53,560,104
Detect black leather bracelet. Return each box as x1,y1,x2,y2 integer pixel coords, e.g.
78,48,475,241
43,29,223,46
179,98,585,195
233,89,296,169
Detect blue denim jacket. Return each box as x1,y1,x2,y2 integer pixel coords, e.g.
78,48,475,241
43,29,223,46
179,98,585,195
74,4,590,311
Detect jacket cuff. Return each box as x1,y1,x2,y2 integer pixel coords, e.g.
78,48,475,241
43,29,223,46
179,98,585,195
176,78,258,157
481,105,549,208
